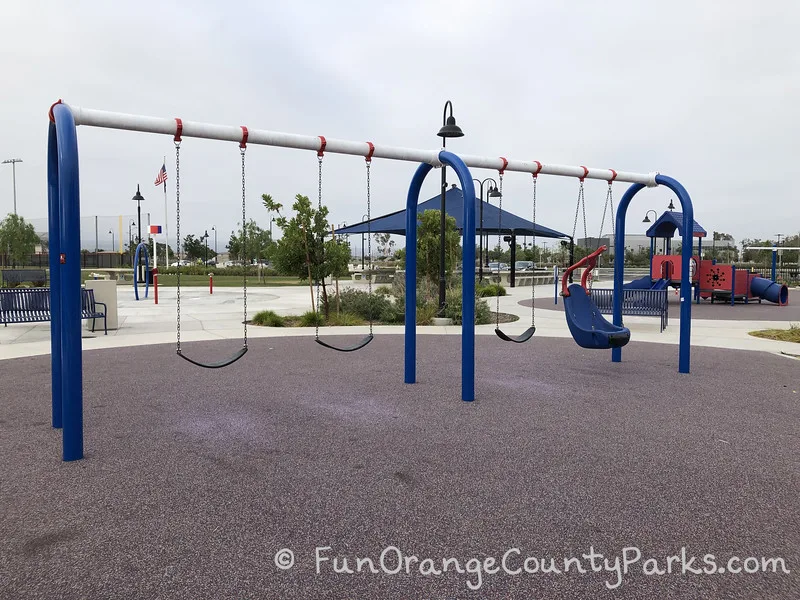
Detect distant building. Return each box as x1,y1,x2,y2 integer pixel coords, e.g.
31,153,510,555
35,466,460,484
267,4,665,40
578,234,736,256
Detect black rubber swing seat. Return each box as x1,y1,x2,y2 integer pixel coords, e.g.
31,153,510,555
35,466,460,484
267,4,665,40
495,326,536,343
315,334,374,353
177,346,248,369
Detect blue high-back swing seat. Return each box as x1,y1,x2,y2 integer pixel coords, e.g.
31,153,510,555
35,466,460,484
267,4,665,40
561,246,630,350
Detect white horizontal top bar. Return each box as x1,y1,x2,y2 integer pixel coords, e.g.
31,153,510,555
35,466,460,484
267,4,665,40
743,246,800,250
64,103,658,186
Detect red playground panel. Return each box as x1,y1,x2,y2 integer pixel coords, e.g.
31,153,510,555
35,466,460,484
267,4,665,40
651,254,699,283
697,260,759,302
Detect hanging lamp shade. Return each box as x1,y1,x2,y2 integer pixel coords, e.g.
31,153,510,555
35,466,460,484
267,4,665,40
437,115,464,138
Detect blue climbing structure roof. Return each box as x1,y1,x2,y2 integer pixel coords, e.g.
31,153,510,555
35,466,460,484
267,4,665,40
645,211,707,239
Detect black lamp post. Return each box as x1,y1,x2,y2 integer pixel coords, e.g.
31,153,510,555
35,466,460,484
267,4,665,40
436,100,464,315
128,219,136,254
202,230,209,264
472,177,500,281
132,185,145,245
211,226,217,256
667,199,675,211
131,185,146,279
642,210,658,223
361,213,368,269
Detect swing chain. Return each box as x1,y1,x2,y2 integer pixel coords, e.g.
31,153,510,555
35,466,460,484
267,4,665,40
315,155,323,340
531,175,537,328
495,173,503,324
175,141,181,353
571,180,582,240
241,146,248,346
366,159,373,335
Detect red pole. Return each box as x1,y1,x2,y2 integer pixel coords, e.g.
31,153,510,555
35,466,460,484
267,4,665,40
153,267,159,305
209,273,213,295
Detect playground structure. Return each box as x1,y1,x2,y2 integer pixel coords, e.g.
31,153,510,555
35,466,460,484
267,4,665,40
46,101,696,461
636,211,789,307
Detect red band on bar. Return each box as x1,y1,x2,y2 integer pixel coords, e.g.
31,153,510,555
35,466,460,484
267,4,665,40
48,99,63,122
608,169,618,183
532,160,543,177
240,126,249,149
579,165,589,181
317,136,327,157
499,157,508,174
174,118,183,143
365,142,375,162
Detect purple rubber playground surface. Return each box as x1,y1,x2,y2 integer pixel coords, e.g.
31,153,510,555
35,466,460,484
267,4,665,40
527,290,800,321
1,335,798,599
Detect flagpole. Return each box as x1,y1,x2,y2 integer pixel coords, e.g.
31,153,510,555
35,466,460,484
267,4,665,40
163,155,169,264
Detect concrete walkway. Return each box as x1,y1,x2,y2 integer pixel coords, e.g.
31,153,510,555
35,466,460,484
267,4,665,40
0,281,797,360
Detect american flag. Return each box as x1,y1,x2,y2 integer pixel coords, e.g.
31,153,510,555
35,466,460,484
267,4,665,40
154,163,168,186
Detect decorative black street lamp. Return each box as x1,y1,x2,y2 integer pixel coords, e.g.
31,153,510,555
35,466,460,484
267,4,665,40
642,210,658,223
436,100,464,316
473,177,500,281
131,185,146,279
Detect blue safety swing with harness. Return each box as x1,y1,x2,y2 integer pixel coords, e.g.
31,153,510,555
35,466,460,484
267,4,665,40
561,246,630,349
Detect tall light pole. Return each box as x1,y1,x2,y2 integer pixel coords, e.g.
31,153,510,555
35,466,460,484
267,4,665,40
776,233,784,269
132,185,145,245
211,226,217,256
473,177,500,281
202,230,209,264
436,100,464,316
108,229,115,253
2,158,22,215
132,185,146,280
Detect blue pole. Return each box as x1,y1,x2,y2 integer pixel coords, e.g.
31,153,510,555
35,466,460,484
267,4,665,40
52,103,84,461
46,122,63,429
655,175,693,374
612,183,645,364
403,153,476,402
404,163,432,385
438,151,476,403
133,242,150,300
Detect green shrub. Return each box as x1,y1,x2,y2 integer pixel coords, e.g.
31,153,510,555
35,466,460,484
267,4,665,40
444,289,492,325
326,312,364,326
415,301,437,325
251,310,285,327
375,285,393,297
332,288,392,321
163,265,277,277
477,282,507,297
299,310,325,327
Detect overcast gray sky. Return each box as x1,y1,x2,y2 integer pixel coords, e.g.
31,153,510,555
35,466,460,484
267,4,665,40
1,0,798,253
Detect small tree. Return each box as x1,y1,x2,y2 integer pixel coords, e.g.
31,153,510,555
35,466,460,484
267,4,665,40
143,238,175,265
0,214,41,266
182,234,206,262
417,210,460,290
227,219,271,264
373,233,395,260
263,192,350,316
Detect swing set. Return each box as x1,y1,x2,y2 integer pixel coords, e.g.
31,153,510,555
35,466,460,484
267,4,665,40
46,100,696,462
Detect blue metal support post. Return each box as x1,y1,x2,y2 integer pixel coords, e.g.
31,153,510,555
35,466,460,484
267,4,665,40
50,104,84,461
404,152,476,401
613,175,694,373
